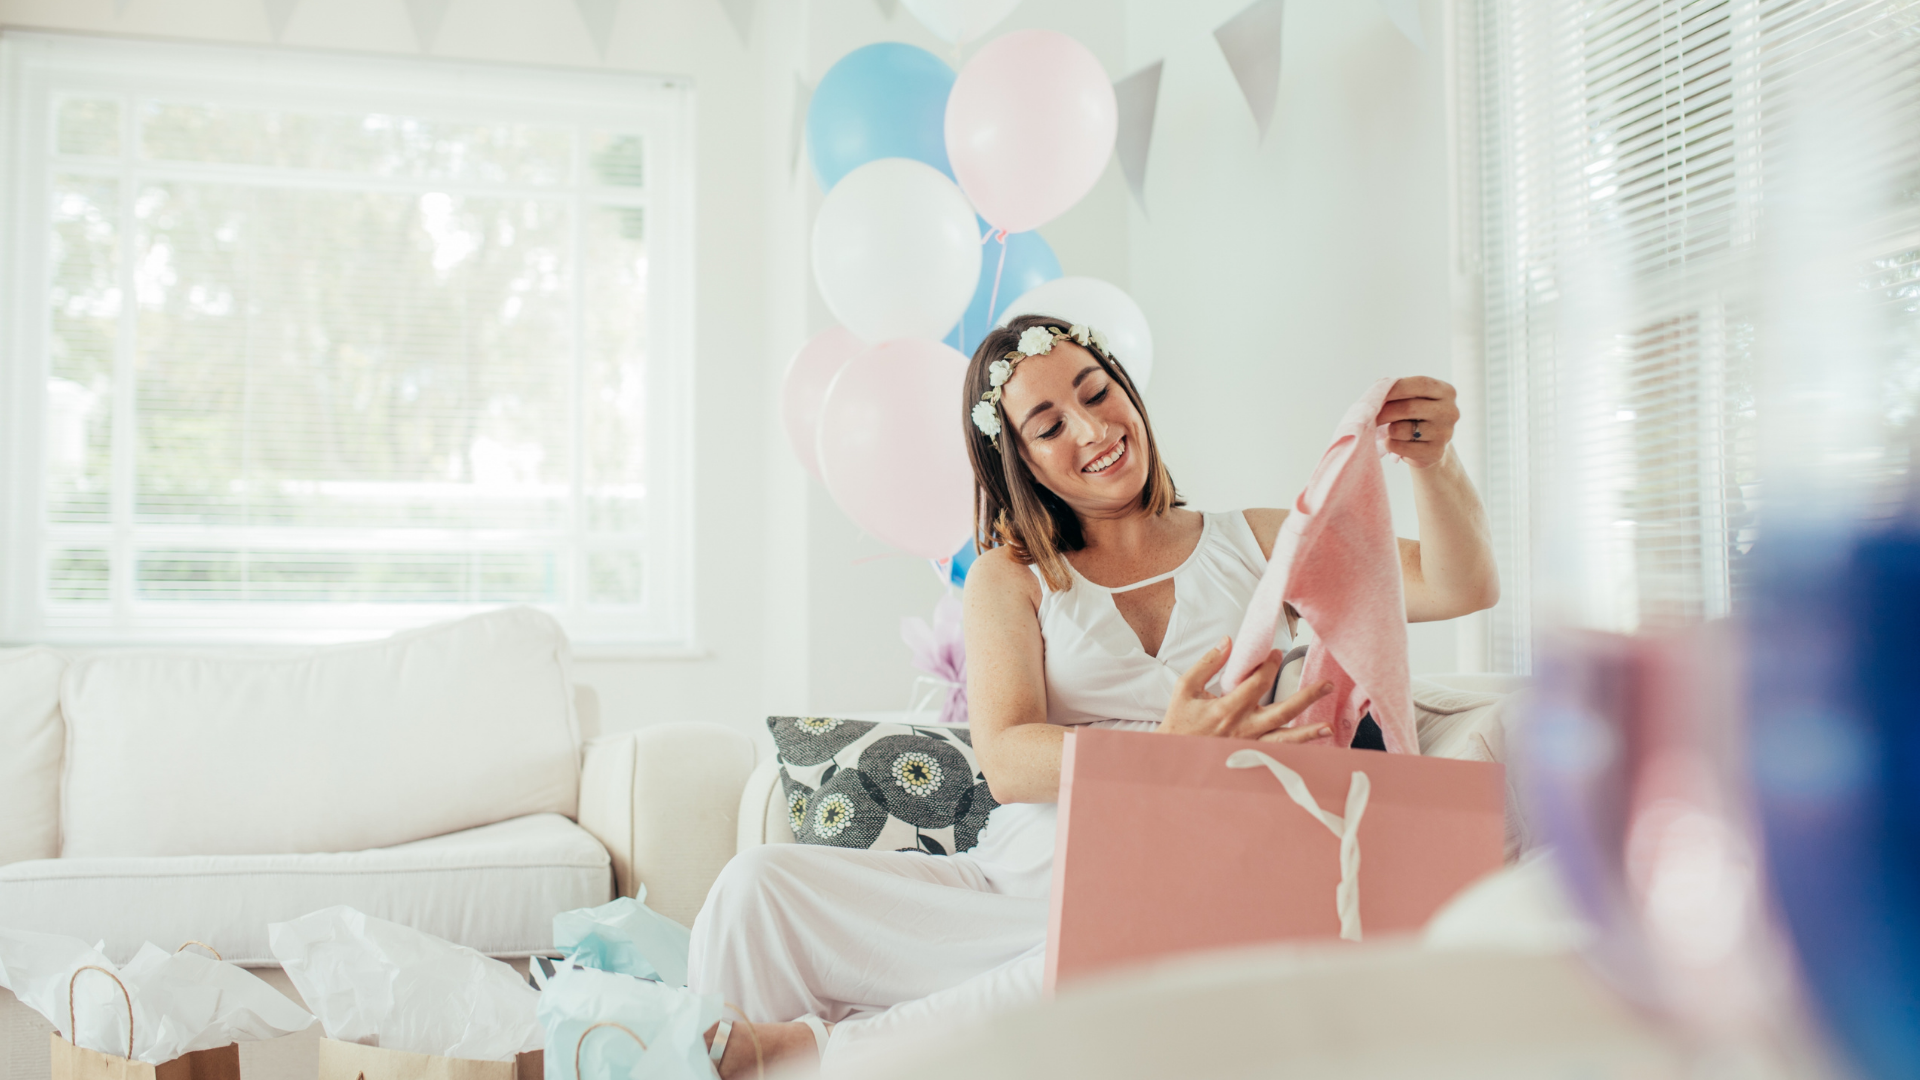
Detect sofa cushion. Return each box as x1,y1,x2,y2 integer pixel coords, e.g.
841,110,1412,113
0,813,611,965
60,606,580,858
0,648,66,867
768,716,997,855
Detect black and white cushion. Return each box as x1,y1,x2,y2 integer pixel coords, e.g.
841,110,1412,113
766,717,998,855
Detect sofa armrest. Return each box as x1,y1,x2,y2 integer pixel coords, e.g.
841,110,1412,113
577,724,757,929
736,758,796,851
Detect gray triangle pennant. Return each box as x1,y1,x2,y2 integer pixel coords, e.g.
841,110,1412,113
1380,0,1425,50
575,0,619,58
262,0,300,39
717,0,755,44
403,0,453,51
1213,0,1285,140
790,74,811,178
873,0,898,17
1113,61,1163,213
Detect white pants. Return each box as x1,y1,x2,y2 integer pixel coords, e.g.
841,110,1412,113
687,803,1058,1065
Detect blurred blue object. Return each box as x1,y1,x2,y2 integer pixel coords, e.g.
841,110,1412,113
1749,526,1920,1079
948,537,979,587
807,43,955,191
944,228,1062,359
553,887,692,987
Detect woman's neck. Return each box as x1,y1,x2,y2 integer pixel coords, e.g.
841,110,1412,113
1075,505,1188,556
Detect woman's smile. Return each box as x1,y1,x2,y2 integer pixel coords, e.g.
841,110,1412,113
1083,435,1128,475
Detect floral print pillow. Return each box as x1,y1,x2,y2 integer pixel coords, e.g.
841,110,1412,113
767,716,998,855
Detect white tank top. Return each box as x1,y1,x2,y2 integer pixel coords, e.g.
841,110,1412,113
1031,510,1288,728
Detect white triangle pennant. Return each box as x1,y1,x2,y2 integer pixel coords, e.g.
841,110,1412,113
574,0,619,59
1213,0,1286,140
873,0,898,17
717,0,755,44
1113,61,1163,213
1380,0,1425,50
404,0,453,51
790,74,811,178
261,0,300,40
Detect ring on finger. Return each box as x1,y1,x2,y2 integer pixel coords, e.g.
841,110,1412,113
1411,421,1423,441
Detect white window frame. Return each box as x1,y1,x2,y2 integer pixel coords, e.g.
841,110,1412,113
0,30,697,649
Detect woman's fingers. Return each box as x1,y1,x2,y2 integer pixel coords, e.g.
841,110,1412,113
1259,722,1334,744
1174,635,1233,703
1242,680,1334,739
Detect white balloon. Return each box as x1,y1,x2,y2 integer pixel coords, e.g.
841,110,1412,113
1000,277,1156,388
813,159,983,343
902,0,1024,45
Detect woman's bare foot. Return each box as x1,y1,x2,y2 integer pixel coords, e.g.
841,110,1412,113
705,1018,831,1078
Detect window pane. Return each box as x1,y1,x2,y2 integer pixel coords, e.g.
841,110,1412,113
134,548,562,603
133,182,575,531
584,204,647,533
57,98,121,157
47,548,110,604
588,133,645,187
47,175,118,525
140,103,573,186
588,549,643,604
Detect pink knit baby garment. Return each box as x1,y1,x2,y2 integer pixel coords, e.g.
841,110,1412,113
1220,376,1415,754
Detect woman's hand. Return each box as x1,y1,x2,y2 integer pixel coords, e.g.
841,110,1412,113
1375,376,1459,469
1158,637,1334,743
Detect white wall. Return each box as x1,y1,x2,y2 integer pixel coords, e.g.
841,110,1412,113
1123,0,1476,674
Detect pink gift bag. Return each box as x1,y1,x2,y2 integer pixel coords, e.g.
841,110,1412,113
1046,727,1506,990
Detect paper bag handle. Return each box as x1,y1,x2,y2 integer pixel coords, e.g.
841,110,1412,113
67,964,134,1061
724,1002,765,1080
175,940,222,960
575,1021,647,1079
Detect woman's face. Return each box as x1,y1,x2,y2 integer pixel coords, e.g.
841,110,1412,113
998,340,1149,519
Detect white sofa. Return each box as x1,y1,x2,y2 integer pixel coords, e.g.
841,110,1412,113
0,606,755,1077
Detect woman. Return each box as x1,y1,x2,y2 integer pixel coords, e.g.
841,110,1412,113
689,314,1498,1075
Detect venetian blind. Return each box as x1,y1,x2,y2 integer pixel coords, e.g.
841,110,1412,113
1472,0,1920,671
1,32,695,645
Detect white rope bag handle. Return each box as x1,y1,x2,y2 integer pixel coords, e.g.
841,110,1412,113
1225,750,1371,941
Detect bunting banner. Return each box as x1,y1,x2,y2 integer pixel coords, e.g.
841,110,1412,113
1380,0,1425,50
262,0,299,40
1213,0,1285,140
574,0,618,58
403,0,453,51
1113,61,1163,213
874,0,899,18
717,0,755,43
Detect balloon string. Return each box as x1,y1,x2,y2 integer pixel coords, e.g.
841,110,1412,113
984,230,1010,333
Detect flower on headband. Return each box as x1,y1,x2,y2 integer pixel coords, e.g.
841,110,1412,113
1069,324,1092,347
971,400,1002,438
1016,326,1056,357
988,359,1013,388
1092,327,1110,352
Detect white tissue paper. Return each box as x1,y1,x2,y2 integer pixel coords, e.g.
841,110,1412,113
536,966,722,1080
0,927,313,1063
552,888,692,986
268,906,542,1061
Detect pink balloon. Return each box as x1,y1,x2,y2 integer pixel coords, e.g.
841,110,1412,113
945,29,1118,233
817,339,975,559
781,326,865,480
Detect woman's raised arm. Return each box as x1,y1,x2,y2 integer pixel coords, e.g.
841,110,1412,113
1376,377,1499,622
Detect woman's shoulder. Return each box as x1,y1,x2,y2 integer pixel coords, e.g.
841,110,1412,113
1236,507,1290,561
965,545,1043,604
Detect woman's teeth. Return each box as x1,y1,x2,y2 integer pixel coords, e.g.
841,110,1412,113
1084,438,1126,474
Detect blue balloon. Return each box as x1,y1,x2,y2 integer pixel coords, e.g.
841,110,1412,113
948,539,981,588
944,228,1063,359
807,43,955,191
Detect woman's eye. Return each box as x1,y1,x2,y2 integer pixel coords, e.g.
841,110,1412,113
1087,386,1110,405
1039,421,1064,440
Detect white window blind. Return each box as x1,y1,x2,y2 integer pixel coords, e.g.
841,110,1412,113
0,32,695,646
1470,0,1920,671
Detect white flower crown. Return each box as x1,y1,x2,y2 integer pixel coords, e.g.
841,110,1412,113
973,323,1112,449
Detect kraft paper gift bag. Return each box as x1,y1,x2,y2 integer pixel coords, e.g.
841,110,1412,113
1046,727,1506,989
49,965,241,1080
317,1039,542,1080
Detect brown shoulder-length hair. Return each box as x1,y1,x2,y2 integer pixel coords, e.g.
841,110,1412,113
964,312,1182,591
